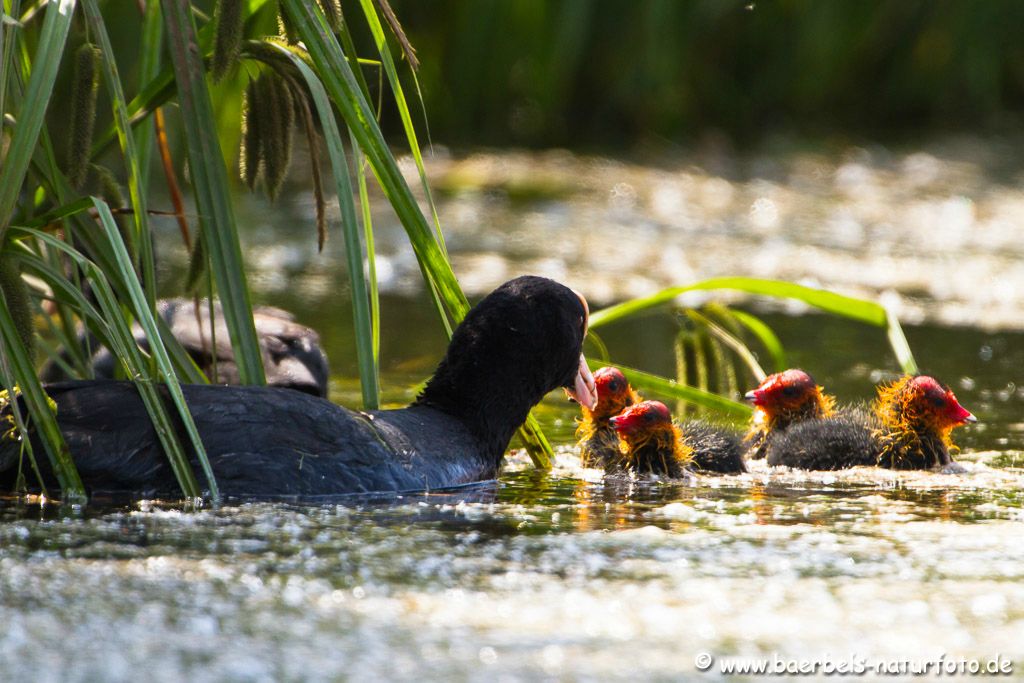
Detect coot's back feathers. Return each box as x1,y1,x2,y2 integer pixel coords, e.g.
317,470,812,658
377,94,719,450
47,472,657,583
2,276,594,498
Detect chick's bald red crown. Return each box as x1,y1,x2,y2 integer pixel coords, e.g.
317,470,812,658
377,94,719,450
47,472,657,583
609,400,673,436
902,376,976,426
743,369,819,412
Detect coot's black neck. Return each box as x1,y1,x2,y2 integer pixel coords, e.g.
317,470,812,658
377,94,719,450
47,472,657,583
413,364,541,467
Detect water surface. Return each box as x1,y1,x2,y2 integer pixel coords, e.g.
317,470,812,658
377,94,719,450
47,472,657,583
5,142,1024,680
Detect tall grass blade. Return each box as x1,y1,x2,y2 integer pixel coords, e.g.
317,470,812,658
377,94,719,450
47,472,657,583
16,217,216,501
133,0,163,191
590,277,916,371
728,308,786,373
281,0,467,322
0,282,85,499
89,199,219,500
686,309,766,382
266,41,379,408
82,0,157,309
162,0,265,386
590,277,887,328
357,0,446,255
0,0,75,244
885,307,919,375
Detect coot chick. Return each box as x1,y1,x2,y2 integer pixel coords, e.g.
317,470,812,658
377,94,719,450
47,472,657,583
576,367,639,468
743,369,835,460
1,276,598,498
609,400,746,476
609,401,692,478
766,375,976,471
40,299,330,398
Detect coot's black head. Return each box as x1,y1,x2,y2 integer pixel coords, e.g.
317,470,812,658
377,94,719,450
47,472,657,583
415,276,596,460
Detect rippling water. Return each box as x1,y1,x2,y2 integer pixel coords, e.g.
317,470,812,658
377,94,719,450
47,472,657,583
3,451,1024,681
6,142,1024,680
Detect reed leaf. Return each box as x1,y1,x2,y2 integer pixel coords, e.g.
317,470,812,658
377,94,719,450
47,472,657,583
727,308,786,373
16,214,217,501
685,309,766,382
133,0,163,190
162,0,265,386
589,277,916,373
0,0,76,245
280,0,467,321
357,0,446,255
83,0,157,309
0,260,85,498
281,1,556,466
885,307,918,375
266,41,379,409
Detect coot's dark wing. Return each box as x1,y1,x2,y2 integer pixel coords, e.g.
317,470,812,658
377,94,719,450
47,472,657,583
682,421,746,473
765,407,879,470
0,381,487,497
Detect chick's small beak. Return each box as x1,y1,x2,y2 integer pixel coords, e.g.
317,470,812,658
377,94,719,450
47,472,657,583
743,389,762,405
565,355,597,410
949,398,977,425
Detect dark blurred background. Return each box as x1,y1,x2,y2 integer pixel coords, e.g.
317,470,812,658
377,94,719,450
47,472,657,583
369,0,1024,149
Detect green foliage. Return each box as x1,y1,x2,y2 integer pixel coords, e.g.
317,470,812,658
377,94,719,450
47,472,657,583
386,0,1024,147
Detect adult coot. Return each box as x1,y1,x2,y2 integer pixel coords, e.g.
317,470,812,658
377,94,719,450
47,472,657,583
767,375,976,470
40,298,330,398
1,276,597,498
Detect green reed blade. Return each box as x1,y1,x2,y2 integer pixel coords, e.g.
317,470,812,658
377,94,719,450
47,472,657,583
0,0,75,245
17,218,216,501
590,277,915,376
133,0,163,191
91,199,218,499
590,277,887,328
357,0,446,256
265,41,379,409
281,0,467,322
0,283,85,499
162,0,265,387
82,0,157,309
885,307,919,375
727,308,786,374
686,309,766,383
